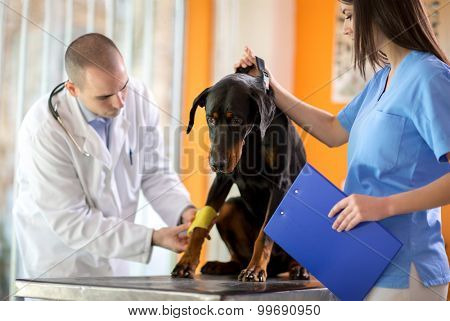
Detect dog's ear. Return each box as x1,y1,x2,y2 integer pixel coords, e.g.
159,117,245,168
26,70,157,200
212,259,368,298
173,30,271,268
251,89,276,138
187,87,210,134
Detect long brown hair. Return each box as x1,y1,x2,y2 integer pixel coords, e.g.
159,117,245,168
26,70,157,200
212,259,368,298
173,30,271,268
340,0,449,77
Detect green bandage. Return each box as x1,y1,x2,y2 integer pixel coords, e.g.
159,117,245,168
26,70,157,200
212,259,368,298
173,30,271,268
187,206,217,236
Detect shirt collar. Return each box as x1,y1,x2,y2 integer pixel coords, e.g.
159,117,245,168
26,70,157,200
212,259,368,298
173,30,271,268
76,98,102,123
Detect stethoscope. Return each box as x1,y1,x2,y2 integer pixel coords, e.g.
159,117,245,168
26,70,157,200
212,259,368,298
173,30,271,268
48,81,91,157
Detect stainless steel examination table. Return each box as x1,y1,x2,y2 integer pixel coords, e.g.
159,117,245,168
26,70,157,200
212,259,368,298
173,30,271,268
15,275,336,301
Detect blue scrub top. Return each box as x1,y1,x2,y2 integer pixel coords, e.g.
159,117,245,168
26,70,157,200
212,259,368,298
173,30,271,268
337,50,450,288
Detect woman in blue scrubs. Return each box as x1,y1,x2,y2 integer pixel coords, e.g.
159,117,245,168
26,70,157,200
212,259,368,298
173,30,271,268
236,0,449,300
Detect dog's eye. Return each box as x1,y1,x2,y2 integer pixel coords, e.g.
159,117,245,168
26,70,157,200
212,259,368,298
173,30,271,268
207,116,216,126
231,118,243,126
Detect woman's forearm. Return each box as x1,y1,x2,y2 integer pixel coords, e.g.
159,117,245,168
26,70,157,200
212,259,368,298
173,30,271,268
271,80,349,147
329,171,450,232
386,173,450,217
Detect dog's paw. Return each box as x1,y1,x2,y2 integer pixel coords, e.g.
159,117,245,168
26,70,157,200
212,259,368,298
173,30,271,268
238,266,267,282
289,265,310,280
201,261,241,275
171,259,197,278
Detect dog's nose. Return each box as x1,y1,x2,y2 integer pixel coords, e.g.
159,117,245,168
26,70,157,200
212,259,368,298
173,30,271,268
210,160,227,172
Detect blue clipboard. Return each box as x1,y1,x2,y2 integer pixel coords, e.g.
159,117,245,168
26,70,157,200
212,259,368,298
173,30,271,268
264,163,402,301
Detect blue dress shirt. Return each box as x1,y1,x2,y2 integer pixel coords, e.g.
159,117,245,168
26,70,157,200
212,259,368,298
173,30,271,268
77,100,112,149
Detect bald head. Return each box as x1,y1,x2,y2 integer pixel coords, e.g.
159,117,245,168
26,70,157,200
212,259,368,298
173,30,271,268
65,33,123,88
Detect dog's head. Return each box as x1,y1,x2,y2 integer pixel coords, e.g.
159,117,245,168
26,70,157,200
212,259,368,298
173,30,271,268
187,73,276,173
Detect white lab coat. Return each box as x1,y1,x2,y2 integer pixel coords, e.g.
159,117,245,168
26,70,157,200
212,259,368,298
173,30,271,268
13,78,192,278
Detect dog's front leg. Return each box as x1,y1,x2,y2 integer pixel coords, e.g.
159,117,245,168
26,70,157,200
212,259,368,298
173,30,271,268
171,174,233,278
170,227,211,278
238,189,283,282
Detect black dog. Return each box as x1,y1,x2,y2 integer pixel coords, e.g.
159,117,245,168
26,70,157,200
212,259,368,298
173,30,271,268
172,60,309,282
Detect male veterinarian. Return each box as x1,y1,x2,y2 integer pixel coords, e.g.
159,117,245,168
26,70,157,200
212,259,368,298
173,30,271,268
13,33,196,278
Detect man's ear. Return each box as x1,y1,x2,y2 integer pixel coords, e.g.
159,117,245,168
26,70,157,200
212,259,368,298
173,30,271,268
187,87,210,134
251,89,276,138
65,81,79,97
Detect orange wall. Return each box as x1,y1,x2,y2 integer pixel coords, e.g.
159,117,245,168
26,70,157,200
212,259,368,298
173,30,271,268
181,0,213,208
294,0,449,298
293,0,347,187
181,0,214,270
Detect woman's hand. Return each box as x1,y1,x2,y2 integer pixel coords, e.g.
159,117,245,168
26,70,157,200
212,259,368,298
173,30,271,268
234,46,258,75
234,46,274,81
328,194,392,232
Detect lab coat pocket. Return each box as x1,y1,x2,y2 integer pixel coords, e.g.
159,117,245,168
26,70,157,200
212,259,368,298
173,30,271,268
356,110,406,172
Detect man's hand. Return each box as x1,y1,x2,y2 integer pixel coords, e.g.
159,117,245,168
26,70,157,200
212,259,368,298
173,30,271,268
152,223,190,253
328,194,391,232
181,206,197,225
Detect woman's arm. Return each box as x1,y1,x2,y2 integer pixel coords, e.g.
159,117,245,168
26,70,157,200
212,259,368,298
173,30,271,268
236,47,349,148
386,171,450,218
271,80,349,147
329,153,450,232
